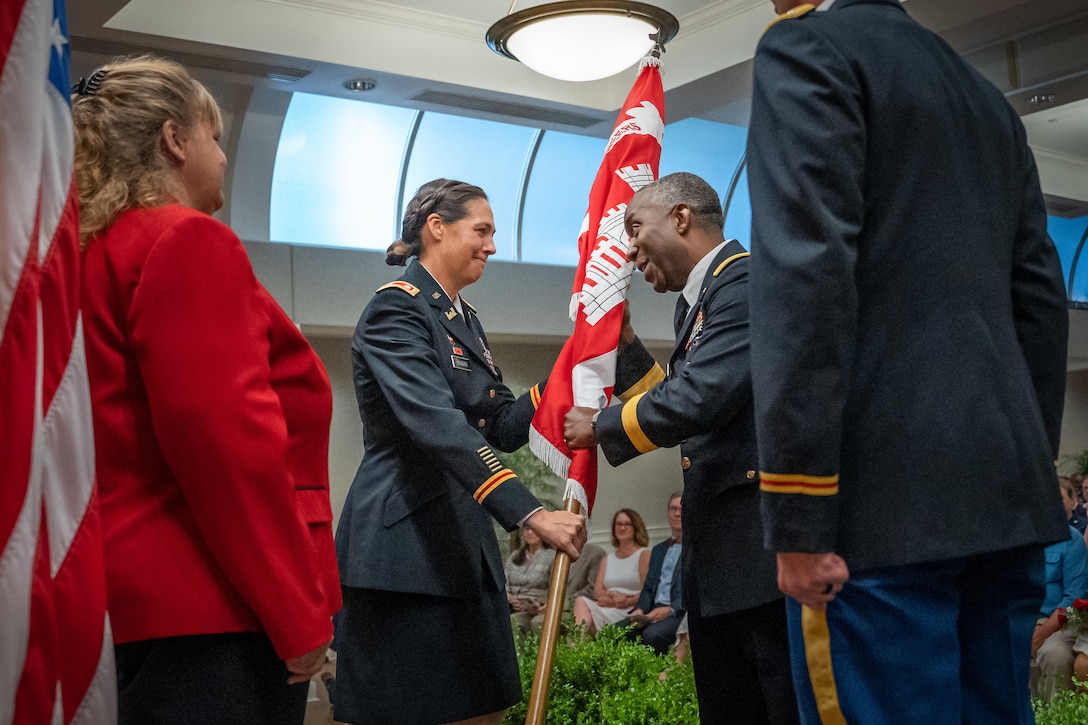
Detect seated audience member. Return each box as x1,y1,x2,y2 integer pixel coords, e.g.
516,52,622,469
1068,475,1087,534
566,542,606,607
572,510,651,636
624,493,685,655
1034,477,1088,699
505,528,556,634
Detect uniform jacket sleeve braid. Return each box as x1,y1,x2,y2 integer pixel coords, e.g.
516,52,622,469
614,340,664,403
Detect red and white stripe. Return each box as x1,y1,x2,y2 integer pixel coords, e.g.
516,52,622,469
0,1,115,722
530,59,665,517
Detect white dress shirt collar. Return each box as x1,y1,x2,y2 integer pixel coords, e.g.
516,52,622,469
682,240,728,310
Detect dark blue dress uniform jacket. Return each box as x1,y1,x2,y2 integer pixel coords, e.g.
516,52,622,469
336,260,543,598
636,538,685,617
746,0,1069,570
597,241,782,617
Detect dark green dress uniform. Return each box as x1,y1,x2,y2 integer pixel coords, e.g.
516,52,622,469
746,1,1069,722
596,241,798,724
334,260,544,724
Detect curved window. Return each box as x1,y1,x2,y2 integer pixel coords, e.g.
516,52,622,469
403,113,537,261
658,117,750,249
1050,215,1088,306
270,93,416,249
268,95,1088,310
659,118,747,206
268,93,761,264
519,131,605,266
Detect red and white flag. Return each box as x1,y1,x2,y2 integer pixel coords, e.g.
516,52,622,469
0,1,116,723
530,59,665,516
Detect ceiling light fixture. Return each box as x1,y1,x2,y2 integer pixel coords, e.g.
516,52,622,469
486,1,679,83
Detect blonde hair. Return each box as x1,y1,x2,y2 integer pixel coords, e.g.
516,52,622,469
72,55,222,246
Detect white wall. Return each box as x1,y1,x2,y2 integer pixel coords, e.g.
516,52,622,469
1061,368,1088,461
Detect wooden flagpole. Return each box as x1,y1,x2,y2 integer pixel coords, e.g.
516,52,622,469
524,497,582,725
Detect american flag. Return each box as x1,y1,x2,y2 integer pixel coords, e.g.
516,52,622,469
0,0,116,722
529,60,665,516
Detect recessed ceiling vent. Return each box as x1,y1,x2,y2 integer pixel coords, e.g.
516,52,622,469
69,36,310,82
410,89,602,129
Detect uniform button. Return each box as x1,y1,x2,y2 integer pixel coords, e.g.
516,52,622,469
746,470,756,480
478,418,486,427
489,389,496,399
681,457,691,470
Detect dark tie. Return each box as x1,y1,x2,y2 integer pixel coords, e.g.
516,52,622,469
673,295,690,336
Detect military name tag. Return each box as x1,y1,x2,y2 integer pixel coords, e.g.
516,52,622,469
451,355,471,371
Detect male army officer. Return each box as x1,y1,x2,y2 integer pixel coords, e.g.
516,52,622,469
746,1,1069,722
565,172,798,725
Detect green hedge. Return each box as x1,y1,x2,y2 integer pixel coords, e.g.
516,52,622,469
503,624,1088,724
1033,687,1088,724
504,625,700,725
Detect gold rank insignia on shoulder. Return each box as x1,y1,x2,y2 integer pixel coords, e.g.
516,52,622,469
375,280,420,296
766,3,815,32
714,251,750,277
445,308,458,320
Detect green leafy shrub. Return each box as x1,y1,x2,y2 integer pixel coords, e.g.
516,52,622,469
504,625,699,724
1033,686,1088,725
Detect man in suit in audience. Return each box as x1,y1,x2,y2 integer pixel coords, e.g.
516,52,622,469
746,1,1070,722
565,172,798,724
566,542,606,606
624,492,684,654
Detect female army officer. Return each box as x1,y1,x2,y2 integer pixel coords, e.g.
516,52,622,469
334,178,586,725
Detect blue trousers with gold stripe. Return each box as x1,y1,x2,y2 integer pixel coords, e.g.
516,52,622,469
786,545,1044,725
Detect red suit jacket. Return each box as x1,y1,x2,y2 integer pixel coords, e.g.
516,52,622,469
82,204,340,660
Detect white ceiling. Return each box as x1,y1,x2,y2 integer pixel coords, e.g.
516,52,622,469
1025,97,1088,162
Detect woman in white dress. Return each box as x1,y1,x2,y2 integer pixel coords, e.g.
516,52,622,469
572,509,651,635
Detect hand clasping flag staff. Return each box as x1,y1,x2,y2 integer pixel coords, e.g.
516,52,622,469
0,1,116,721
525,56,664,724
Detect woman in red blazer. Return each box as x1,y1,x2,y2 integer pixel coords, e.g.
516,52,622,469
73,56,339,724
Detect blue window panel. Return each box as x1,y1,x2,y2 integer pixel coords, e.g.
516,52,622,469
659,117,751,249
521,131,606,266
403,113,537,262
659,118,747,203
1049,215,1088,304
270,93,416,249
